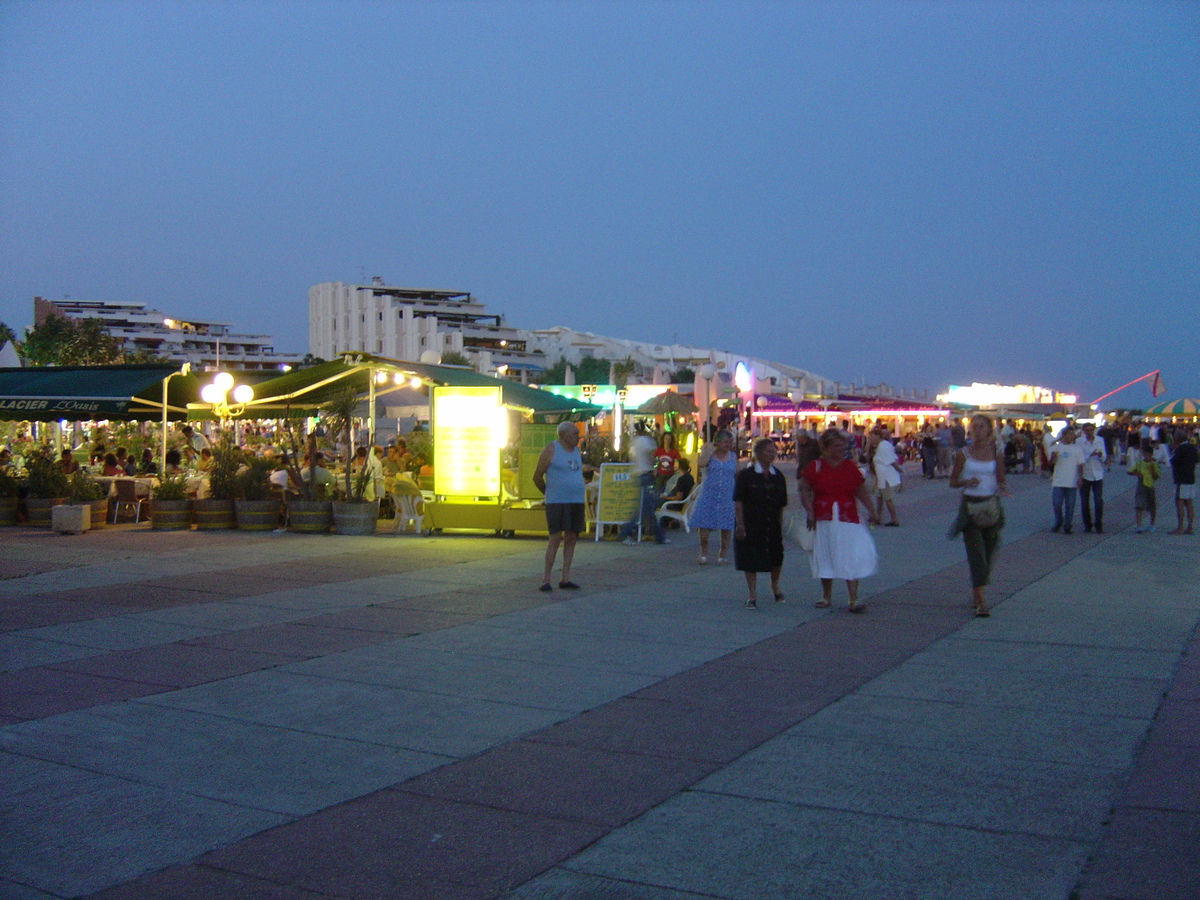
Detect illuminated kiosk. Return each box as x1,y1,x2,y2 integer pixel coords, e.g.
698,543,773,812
181,353,603,536
426,385,510,533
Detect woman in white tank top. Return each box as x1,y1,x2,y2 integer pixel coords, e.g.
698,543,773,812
948,414,1008,617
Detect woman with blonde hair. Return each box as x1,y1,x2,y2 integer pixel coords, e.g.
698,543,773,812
948,413,1008,616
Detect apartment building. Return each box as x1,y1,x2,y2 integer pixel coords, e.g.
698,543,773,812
33,297,304,371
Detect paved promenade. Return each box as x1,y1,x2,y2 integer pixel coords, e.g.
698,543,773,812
1,461,1197,899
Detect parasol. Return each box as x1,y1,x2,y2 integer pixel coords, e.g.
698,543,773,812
637,390,699,415
1143,398,1200,416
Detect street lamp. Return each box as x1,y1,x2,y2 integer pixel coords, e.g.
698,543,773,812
697,363,716,438
201,371,254,420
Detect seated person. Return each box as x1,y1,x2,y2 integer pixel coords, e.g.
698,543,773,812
195,447,214,473
60,448,80,475
299,453,336,492
138,448,158,475
164,449,184,475
657,458,695,527
102,453,123,477
115,447,137,476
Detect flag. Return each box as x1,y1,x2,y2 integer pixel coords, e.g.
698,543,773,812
1150,370,1165,397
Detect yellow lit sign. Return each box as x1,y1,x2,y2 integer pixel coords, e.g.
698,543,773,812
433,386,505,497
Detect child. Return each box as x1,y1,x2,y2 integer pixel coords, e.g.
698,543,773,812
1128,443,1161,533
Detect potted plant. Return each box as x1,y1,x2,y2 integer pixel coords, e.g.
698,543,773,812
67,469,109,530
194,432,239,530
150,475,192,530
325,387,379,535
0,467,18,525
234,457,282,530
24,451,70,527
281,415,332,533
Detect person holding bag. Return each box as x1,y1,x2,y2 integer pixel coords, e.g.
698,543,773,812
948,414,1009,617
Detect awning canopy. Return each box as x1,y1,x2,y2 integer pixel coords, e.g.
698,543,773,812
0,364,195,421
188,354,606,422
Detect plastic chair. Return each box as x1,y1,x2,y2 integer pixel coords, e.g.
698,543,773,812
111,478,146,524
390,479,425,534
657,483,702,533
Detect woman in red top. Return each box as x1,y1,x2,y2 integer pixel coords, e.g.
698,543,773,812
799,429,878,613
653,432,680,492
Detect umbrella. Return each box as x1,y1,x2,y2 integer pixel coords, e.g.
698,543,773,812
1143,398,1200,416
637,390,698,415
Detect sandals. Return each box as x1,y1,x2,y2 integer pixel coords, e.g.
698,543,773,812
973,602,990,617
814,599,832,609
847,603,866,614
773,591,785,604
697,556,708,565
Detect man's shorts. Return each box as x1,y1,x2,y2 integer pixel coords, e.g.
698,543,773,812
545,502,586,535
1176,483,1196,501
875,482,895,502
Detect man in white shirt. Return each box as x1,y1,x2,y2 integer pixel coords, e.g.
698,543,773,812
1077,422,1107,533
1050,427,1085,534
872,427,903,526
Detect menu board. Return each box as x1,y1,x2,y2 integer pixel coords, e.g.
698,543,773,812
432,386,503,498
593,463,640,539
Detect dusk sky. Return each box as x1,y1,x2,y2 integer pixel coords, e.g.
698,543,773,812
2,1,1196,408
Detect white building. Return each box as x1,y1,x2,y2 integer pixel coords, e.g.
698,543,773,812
34,297,304,371
308,278,843,396
308,279,534,374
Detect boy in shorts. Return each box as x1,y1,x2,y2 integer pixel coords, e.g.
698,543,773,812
1128,443,1161,533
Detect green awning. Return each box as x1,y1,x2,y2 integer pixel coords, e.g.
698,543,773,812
189,354,605,422
0,364,194,421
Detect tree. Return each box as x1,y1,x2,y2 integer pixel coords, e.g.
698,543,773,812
669,366,695,384
612,356,637,390
23,314,124,366
0,322,16,346
440,351,471,368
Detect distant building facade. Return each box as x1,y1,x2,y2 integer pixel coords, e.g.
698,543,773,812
308,279,532,374
308,278,845,396
34,297,304,371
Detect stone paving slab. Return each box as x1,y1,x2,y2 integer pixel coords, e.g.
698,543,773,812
696,733,1123,841
0,751,288,898
0,666,170,721
285,642,659,712
535,790,1088,900
139,669,570,758
858,661,1170,718
197,789,608,900
784,692,1150,769
0,702,448,817
47,642,296,689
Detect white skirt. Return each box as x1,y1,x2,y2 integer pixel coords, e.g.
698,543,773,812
809,518,878,580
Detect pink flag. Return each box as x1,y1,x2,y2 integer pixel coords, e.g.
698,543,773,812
1150,370,1165,397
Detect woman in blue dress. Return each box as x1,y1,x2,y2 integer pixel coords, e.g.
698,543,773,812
690,429,738,564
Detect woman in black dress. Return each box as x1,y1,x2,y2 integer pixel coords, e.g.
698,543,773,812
734,437,788,609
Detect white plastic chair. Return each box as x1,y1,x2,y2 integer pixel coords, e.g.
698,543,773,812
657,483,702,533
390,480,425,534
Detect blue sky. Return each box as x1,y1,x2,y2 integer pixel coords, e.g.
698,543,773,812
1,1,1196,407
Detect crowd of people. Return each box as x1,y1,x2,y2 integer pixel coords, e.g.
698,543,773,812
534,413,1199,617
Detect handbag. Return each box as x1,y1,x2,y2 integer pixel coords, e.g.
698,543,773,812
965,495,1002,528
784,507,815,551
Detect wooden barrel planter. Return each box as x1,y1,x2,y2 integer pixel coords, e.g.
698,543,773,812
193,498,236,530
25,497,66,528
235,499,281,531
151,499,192,531
86,498,110,530
287,499,332,534
332,499,380,536
0,496,18,526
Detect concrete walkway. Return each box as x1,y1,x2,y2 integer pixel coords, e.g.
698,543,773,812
1,461,1196,899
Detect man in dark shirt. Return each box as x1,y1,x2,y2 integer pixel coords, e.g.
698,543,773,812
1170,434,1197,535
